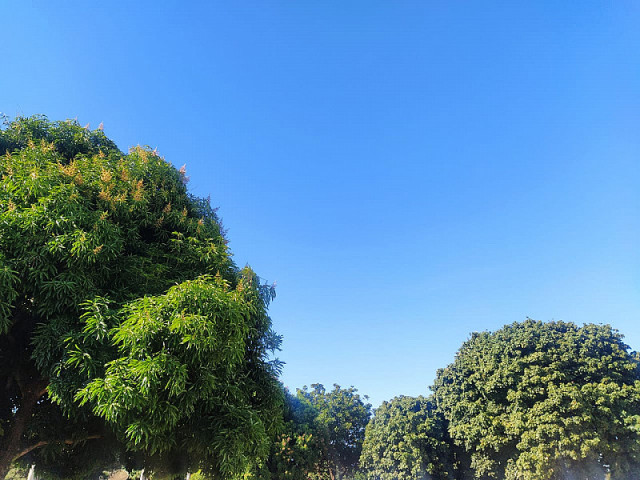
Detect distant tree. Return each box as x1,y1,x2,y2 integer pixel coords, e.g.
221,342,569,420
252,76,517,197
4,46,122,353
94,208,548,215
266,388,324,480
297,384,372,480
0,116,283,479
359,395,454,480
432,319,640,480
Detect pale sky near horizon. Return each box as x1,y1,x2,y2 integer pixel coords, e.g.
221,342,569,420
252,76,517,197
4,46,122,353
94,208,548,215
2,1,640,407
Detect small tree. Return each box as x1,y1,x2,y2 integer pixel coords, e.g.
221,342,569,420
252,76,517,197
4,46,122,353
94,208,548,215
297,384,372,480
0,116,283,479
360,395,454,480
266,388,324,480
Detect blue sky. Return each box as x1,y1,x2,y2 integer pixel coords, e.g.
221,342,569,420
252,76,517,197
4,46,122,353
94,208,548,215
2,1,640,406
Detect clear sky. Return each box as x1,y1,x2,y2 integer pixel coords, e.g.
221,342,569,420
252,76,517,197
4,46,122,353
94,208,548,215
2,1,639,407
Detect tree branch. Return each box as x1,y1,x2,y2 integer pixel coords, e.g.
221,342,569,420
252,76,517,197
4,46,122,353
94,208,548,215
11,441,48,463
11,435,102,462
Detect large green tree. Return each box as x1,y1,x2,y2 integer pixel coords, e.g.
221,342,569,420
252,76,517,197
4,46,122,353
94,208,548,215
359,395,454,480
432,319,640,480
0,116,283,479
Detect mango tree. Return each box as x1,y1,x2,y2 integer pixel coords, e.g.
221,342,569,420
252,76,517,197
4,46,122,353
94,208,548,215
0,116,283,479
433,320,640,480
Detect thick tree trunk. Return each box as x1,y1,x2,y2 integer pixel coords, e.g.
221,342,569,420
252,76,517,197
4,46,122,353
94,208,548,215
0,377,47,480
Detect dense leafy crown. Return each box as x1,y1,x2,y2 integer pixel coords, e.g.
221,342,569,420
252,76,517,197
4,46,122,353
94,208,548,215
265,383,372,480
266,389,324,480
297,384,372,480
432,319,640,480
0,116,282,479
360,395,453,480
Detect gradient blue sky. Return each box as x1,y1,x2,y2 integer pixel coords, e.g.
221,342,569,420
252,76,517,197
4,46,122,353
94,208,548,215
2,1,640,406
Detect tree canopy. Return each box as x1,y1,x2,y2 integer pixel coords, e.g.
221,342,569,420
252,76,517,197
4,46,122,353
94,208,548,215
296,384,372,480
266,388,325,480
432,319,640,480
359,395,453,480
0,116,283,479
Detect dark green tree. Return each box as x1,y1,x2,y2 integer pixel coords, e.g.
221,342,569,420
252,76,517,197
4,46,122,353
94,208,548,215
266,388,324,480
297,384,372,480
432,319,640,480
0,116,283,479
359,395,454,480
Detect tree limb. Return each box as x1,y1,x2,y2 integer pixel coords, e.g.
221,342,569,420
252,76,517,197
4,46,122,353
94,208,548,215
11,441,48,463
11,435,102,462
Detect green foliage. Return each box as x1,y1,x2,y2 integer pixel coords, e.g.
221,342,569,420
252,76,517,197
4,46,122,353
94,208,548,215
73,273,281,476
360,395,454,480
0,115,120,163
265,384,371,480
297,384,372,480
0,116,283,479
432,319,640,480
266,389,325,480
